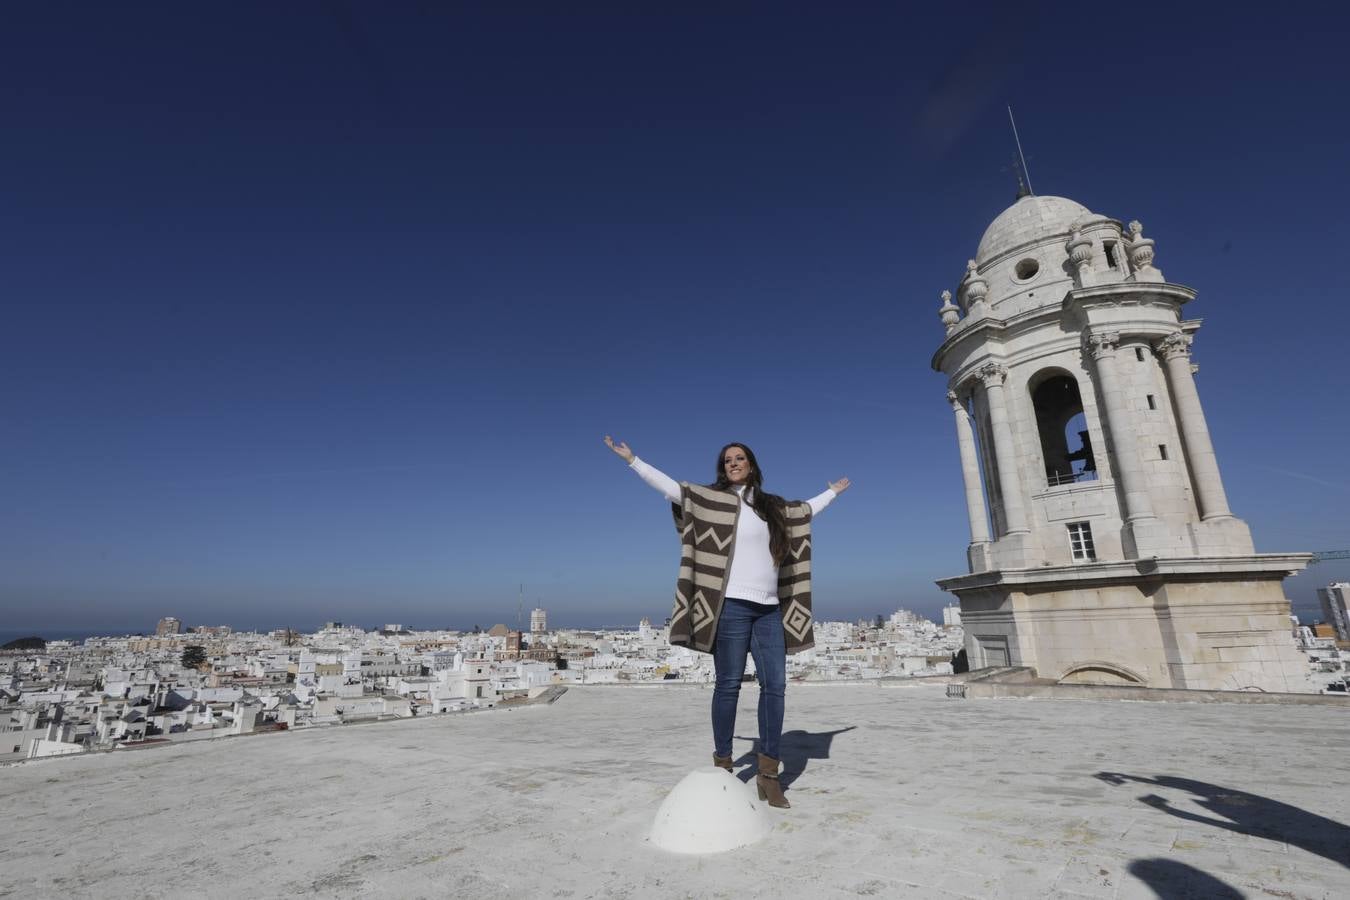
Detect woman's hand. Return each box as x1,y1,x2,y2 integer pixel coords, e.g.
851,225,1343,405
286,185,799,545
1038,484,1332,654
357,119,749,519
604,435,635,464
828,477,851,494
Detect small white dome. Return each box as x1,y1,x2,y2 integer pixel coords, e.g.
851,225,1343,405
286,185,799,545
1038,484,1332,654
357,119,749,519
650,769,771,854
976,195,1093,263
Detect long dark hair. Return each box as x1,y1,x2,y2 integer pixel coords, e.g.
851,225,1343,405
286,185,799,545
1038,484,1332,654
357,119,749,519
712,442,790,566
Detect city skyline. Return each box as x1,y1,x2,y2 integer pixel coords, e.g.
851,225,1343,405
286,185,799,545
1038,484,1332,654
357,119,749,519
4,4,1349,633
0,601,956,648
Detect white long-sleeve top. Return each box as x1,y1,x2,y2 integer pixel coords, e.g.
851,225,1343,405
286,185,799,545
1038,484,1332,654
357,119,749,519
629,456,836,606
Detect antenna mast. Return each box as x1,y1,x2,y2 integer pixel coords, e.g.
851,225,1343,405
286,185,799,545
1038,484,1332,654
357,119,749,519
1007,106,1034,197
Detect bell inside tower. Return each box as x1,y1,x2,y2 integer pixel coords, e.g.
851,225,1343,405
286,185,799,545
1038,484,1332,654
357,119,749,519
1031,373,1096,486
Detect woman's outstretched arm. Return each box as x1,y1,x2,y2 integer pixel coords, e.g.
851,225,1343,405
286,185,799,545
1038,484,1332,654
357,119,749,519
604,435,681,503
808,477,851,516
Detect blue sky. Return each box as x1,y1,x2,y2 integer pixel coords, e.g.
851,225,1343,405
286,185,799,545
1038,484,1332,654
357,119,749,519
3,3,1348,634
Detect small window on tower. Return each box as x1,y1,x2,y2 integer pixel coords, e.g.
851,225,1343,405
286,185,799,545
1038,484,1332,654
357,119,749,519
1068,522,1097,562
1015,258,1040,280
1159,444,1169,460
1104,241,1119,268
1135,347,1145,362
1147,394,1157,410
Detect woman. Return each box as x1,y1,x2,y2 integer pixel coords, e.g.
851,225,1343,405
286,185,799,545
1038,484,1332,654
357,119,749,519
604,435,850,808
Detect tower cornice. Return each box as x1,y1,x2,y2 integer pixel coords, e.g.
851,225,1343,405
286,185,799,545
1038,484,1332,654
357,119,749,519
933,279,1196,370
937,553,1314,592
930,303,1067,372
1065,282,1196,312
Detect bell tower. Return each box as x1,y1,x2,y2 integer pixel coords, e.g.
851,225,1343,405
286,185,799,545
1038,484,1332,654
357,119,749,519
932,194,1311,691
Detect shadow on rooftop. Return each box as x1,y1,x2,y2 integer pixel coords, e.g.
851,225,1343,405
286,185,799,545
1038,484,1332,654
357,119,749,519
1127,857,1243,900
1097,772,1350,869
733,726,856,790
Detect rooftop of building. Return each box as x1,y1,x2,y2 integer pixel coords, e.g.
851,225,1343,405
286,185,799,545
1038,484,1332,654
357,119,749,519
3,683,1347,899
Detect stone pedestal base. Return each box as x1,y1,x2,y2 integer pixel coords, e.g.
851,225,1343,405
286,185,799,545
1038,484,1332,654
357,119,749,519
967,541,994,573
939,554,1313,693
1190,517,1255,556
991,532,1037,570
1122,517,1174,559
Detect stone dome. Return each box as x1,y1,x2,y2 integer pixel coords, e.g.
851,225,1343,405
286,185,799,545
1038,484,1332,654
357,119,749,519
650,769,770,854
976,195,1093,263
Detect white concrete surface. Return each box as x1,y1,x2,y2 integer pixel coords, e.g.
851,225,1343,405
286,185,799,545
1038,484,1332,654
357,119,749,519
2,683,1347,899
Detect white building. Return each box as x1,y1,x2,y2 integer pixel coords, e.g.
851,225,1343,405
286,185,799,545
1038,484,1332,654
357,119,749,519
1317,580,1350,644
1317,583,1349,641
932,191,1310,692
531,608,548,634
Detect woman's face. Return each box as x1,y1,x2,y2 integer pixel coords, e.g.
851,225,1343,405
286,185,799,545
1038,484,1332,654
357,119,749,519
723,446,752,485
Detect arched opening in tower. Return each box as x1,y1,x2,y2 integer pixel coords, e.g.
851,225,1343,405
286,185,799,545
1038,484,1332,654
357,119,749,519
1031,373,1097,486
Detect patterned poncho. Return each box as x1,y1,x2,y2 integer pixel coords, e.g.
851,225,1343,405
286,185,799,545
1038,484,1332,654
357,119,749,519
667,482,815,655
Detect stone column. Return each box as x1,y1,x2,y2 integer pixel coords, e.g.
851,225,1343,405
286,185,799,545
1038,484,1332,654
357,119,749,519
948,389,992,547
976,364,1029,536
1087,331,1156,523
1156,333,1233,520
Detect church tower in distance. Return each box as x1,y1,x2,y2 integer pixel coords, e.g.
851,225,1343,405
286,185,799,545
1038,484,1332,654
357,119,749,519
932,193,1310,692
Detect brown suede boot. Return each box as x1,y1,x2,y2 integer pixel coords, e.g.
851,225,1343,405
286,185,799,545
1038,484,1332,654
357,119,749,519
713,754,733,771
756,753,789,808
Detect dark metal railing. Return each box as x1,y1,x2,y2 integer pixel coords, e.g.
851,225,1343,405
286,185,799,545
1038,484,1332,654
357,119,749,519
1046,469,1098,487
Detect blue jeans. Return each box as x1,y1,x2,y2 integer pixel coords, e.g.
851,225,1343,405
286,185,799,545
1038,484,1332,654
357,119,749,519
712,598,786,760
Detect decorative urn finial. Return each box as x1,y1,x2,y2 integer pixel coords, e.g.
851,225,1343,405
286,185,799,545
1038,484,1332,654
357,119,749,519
963,259,989,314
938,289,960,334
1067,227,1095,288
1126,220,1161,282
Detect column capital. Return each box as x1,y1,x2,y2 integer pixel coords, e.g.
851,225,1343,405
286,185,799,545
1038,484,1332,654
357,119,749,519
1156,332,1192,361
947,388,976,414
975,362,1007,387
1087,330,1121,360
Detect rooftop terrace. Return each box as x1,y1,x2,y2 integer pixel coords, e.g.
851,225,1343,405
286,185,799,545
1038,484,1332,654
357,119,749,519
3,683,1347,898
